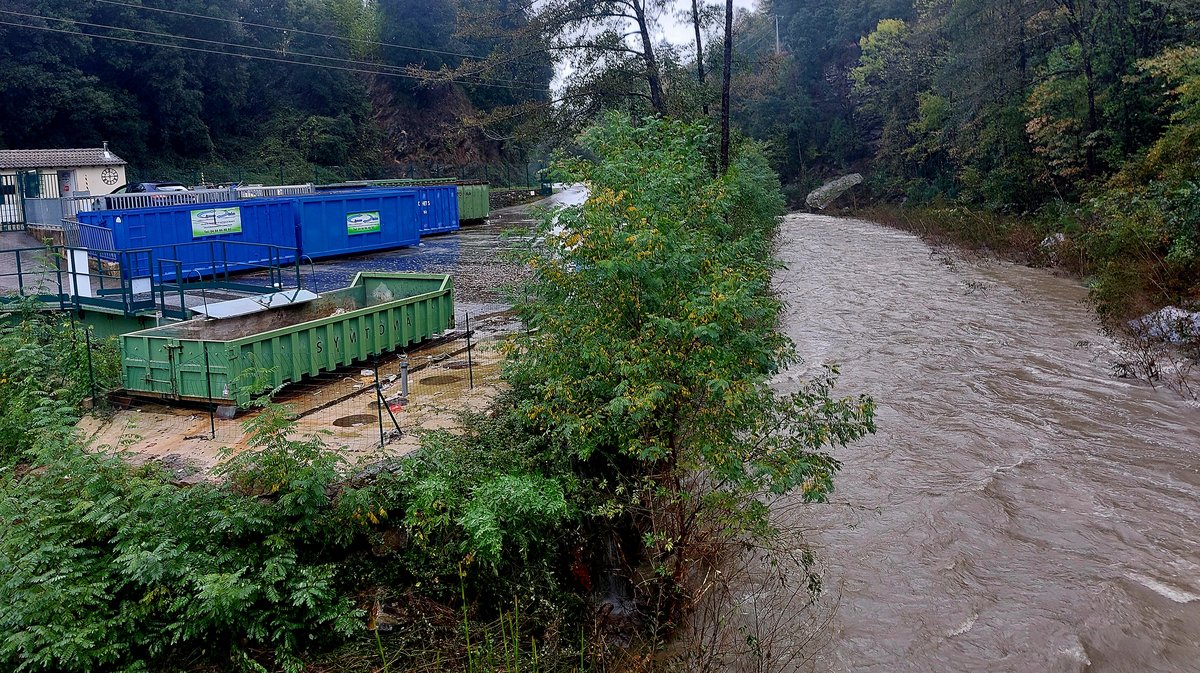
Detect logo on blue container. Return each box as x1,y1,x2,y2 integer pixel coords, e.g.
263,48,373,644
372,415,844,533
347,211,381,235
191,207,243,238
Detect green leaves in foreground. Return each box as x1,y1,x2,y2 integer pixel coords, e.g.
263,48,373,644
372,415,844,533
503,114,876,625
506,114,874,498
0,438,361,673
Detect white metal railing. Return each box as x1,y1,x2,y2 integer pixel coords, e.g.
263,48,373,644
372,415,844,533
59,183,317,215
235,184,315,198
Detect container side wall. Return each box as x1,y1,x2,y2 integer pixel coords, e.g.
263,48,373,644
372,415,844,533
295,190,419,260
119,273,453,404
458,184,490,221
77,199,299,280
415,184,460,235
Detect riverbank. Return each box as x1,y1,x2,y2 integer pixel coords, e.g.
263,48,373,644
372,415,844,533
852,203,1199,398
851,204,1086,277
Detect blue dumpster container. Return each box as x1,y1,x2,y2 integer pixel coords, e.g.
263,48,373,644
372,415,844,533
76,199,299,279
76,189,428,279
292,189,421,259
410,184,460,235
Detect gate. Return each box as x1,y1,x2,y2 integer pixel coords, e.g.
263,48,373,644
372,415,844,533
0,174,21,229
0,171,60,230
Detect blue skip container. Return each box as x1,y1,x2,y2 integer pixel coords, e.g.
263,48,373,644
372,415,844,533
76,189,428,279
76,199,299,279
410,184,460,236
292,189,420,259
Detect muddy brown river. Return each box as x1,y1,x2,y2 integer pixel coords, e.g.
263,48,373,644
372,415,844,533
772,214,1200,673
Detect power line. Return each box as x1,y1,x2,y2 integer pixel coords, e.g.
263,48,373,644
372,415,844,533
0,8,548,89
92,0,487,61
0,18,550,93
0,8,410,75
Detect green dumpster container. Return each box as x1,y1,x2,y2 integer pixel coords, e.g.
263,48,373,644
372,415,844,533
456,182,490,221
120,273,454,405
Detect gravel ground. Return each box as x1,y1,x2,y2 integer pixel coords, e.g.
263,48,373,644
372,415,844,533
255,184,587,310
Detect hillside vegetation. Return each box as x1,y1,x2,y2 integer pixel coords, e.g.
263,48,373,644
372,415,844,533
726,0,1200,322
0,0,551,181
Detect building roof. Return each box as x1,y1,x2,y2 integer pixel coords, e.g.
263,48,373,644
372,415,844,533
0,147,127,170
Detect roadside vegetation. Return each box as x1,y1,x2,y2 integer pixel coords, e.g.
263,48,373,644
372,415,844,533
0,114,874,672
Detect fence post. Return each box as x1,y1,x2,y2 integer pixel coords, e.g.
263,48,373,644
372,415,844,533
373,355,385,449
203,342,216,439
399,357,409,405
465,312,474,390
85,327,97,406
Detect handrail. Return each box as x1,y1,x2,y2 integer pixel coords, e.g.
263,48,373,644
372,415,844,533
3,239,300,318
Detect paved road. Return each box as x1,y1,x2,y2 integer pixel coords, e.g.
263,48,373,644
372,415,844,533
0,231,53,292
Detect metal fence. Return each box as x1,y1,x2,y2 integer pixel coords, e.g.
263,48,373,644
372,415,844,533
61,183,316,215
1,172,61,228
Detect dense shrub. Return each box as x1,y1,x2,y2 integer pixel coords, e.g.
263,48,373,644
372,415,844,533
503,114,875,634
0,309,119,463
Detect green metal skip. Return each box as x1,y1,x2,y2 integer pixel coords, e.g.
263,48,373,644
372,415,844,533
120,273,454,405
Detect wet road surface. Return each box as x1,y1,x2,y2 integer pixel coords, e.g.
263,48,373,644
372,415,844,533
289,185,587,304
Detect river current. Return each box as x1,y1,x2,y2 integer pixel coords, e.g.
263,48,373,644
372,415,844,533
772,214,1199,673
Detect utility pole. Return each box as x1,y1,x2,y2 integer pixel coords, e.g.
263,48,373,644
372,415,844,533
720,0,733,173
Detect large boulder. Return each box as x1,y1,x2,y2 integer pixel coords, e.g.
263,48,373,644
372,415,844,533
1128,306,1200,344
806,174,863,210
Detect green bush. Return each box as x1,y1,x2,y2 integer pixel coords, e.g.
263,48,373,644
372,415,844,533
0,408,363,672
502,113,875,632
0,311,119,463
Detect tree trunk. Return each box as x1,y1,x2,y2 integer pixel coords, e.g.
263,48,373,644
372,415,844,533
720,0,733,172
692,0,707,114
1082,48,1098,173
632,0,666,114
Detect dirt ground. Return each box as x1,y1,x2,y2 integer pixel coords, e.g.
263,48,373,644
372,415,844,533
76,339,507,480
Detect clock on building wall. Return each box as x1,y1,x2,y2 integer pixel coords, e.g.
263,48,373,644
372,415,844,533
101,167,119,185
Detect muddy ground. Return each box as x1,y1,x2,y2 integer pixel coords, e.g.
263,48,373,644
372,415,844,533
73,189,588,477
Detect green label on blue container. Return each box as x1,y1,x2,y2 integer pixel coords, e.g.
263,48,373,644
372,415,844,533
190,206,243,238
347,211,381,235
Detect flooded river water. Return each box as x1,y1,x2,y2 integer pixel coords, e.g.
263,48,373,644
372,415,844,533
773,214,1200,673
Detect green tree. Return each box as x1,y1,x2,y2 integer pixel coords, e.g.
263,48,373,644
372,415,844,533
504,114,875,631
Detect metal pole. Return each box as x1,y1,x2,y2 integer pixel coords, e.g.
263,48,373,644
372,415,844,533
465,312,474,390
203,342,216,439
399,357,409,405
85,327,96,405
373,356,385,449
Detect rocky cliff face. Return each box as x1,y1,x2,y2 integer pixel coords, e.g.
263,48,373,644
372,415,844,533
369,78,506,173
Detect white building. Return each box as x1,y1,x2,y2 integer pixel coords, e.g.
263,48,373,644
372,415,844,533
0,145,127,225
0,144,127,195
